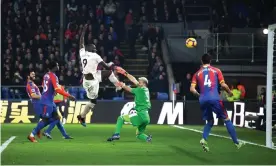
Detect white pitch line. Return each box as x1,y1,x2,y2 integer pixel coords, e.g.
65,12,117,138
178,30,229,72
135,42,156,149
0,136,16,153
172,125,275,150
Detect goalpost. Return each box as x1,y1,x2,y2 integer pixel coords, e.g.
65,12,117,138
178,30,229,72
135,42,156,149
266,23,276,148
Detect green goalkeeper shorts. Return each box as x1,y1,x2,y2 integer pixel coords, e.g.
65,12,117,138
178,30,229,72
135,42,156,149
129,109,150,133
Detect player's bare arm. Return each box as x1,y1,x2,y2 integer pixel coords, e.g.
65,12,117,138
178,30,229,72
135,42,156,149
98,61,114,70
190,84,200,97
190,73,200,97
125,72,139,86
217,69,233,96
221,82,233,96
117,82,132,93
30,93,41,99
80,24,88,49
49,72,76,101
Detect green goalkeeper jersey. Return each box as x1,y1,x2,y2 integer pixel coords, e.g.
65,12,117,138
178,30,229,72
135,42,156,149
131,87,151,112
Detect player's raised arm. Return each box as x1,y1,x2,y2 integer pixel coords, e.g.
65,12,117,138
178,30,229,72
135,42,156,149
190,73,200,97
80,24,88,49
98,61,115,70
125,72,139,86
116,67,139,85
49,72,75,101
217,69,233,96
117,82,132,93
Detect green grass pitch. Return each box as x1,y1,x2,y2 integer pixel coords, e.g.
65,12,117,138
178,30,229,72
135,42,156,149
1,124,276,165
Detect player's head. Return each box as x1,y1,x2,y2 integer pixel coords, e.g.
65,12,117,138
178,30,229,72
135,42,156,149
138,77,148,87
48,61,59,72
201,53,211,65
85,44,97,53
28,71,36,81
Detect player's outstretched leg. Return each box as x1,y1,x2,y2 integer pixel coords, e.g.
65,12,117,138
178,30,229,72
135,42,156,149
56,120,73,139
28,119,48,143
102,70,121,91
43,118,59,139
78,99,96,127
224,119,245,149
107,116,124,141
136,123,151,143
136,129,151,142
43,112,72,139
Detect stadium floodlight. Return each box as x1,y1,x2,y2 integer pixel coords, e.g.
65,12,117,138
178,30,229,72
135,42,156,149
266,23,276,149
263,28,269,35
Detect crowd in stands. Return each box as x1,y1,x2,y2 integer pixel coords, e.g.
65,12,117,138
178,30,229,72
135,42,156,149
2,0,61,98
63,0,125,99
140,23,168,97
139,0,185,23
1,0,125,99
145,25,166,81
211,0,275,32
1,0,170,100
9,0,274,100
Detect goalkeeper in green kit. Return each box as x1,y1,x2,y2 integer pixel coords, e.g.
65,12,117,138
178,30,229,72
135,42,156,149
107,67,152,142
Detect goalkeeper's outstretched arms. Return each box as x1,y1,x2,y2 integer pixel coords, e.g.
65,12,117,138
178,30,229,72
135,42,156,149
115,67,138,86
116,82,132,93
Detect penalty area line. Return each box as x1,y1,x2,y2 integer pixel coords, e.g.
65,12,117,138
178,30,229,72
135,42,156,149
0,136,16,153
172,125,274,150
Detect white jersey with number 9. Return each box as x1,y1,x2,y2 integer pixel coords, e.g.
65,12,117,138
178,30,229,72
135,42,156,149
79,48,103,75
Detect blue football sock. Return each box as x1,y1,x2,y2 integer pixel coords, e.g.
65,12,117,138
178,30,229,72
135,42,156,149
225,120,239,144
202,120,214,140
31,120,47,136
56,120,68,137
45,118,59,134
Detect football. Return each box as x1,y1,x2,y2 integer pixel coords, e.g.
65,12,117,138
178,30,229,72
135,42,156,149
186,38,197,48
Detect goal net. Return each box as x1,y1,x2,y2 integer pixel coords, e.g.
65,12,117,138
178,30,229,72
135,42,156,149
266,23,276,148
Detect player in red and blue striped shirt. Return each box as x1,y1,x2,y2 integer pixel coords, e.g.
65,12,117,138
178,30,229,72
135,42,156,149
26,71,41,113
28,62,76,142
26,71,42,139
190,54,245,152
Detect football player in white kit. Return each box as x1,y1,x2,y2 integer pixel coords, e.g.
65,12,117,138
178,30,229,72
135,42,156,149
77,24,121,127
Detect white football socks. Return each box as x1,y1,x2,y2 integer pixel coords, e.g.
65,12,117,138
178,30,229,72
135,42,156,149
81,102,95,118
108,72,119,86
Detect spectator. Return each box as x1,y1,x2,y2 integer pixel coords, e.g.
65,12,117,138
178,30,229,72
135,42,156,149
109,27,118,41
237,82,246,100
96,5,103,20
104,0,116,15
125,9,133,40
67,0,78,12
258,87,266,106
65,70,75,86
226,84,241,102
181,73,193,99
256,87,266,131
